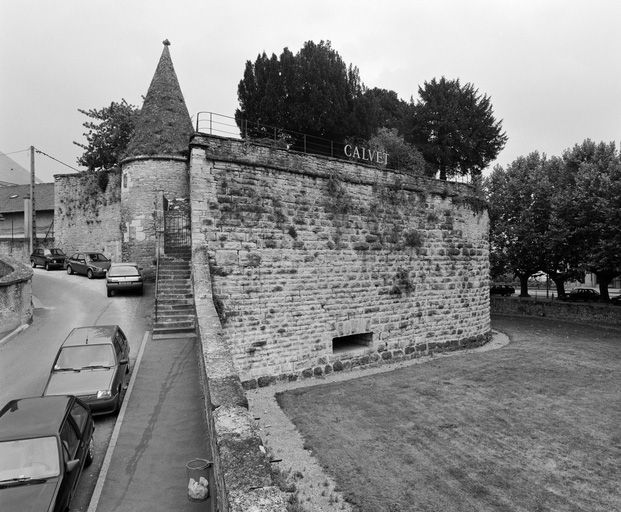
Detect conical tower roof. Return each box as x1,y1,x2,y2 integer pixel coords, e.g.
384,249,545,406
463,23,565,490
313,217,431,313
124,40,193,159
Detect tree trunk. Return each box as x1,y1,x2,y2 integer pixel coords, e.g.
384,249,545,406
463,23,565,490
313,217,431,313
517,273,530,297
552,277,566,299
596,273,613,301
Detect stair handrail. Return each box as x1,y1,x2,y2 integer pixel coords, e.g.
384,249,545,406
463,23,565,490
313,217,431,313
155,226,161,324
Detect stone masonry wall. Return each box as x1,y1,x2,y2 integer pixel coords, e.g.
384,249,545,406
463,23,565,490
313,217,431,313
0,256,33,334
492,296,621,328
190,135,490,385
120,156,188,273
54,169,122,261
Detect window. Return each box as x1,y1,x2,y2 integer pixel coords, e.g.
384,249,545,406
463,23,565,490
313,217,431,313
332,332,373,354
60,420,79,460
70,402,89,433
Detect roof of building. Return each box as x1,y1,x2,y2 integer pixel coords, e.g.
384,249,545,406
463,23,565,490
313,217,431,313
0,182,55,214
0,152,42,186
123,40,193,160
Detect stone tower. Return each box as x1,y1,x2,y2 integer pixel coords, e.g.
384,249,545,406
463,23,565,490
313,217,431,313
120,40,193,270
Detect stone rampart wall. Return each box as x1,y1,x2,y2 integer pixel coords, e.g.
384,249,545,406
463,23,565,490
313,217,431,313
491,297,621,328
54,169,122,261
0,256,33,334
190,135,491,385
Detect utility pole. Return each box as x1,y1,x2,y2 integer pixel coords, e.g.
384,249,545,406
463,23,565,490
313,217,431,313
30,145,36,253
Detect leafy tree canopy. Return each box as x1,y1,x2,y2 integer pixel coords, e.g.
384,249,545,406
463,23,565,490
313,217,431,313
408,77,507,180
367,128,427,175
486,153,549,296
74,99,140,170
553,140,621,299
235,41,406,154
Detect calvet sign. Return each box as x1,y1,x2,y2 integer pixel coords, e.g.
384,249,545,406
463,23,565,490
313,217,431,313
344,144,388,166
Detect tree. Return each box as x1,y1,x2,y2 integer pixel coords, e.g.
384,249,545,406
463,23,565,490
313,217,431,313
367,128,427,175
486,154,549,296
236,41,383,154
356,88,409,137
74,100,139,170
553,140,621,300
408,77,507,180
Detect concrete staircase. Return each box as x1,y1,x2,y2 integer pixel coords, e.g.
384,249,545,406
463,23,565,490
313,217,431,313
153,248,196,340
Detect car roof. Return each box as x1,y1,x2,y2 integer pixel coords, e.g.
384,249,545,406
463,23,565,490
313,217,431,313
61,325,120,347
110,262,138,267
0,396,72,441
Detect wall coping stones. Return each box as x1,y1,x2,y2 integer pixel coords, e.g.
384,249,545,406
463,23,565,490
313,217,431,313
0,256,32,286
120,154,188,166
190,134,481,202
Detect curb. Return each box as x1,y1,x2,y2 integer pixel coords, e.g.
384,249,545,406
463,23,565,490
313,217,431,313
0,324,29,348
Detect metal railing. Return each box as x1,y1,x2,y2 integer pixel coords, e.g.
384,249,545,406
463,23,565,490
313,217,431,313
194,111,472,184
195,112,342,158
154,231,161,323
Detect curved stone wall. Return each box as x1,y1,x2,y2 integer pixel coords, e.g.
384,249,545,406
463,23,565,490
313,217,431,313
120,155,189,271
0,256,33,336
190,135,491,385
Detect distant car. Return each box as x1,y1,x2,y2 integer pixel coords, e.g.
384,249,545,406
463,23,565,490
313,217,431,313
490,284,515,296
65,252,111,279
30,248,67,270
562,288,601,302
43,325,131,415
106,262,144,297
0,395,94,512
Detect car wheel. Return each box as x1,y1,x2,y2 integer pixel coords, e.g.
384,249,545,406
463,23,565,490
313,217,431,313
66,265,73,275
87,269,94,279
45,262,50,271
31,260,36,268
107,288,113,297
85,438,94,467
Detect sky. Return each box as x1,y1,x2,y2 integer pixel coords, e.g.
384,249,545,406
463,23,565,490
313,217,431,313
1,0,620,183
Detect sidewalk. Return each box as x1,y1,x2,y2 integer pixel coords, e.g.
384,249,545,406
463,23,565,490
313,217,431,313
90,333,213,512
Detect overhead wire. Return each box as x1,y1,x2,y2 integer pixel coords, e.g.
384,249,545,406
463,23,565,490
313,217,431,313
34,148,81,172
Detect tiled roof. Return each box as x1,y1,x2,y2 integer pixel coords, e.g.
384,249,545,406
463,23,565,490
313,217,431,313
123,41,193,159
0,183,54,213
0,152,46,186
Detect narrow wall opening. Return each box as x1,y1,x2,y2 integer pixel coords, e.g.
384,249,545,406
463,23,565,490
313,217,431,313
332,332,373,354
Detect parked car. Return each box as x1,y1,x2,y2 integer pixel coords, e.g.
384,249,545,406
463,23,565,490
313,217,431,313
43,325,130,415
562,288,601,302
65,252,111,279
0,395,94,512
30,248,67,270
610,294,621,306
106,262,144,297
490,284,515,296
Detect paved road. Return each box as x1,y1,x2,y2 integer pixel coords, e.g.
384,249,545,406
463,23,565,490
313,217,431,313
0,267,153,511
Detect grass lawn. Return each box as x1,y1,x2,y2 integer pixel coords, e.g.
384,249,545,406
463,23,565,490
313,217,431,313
276,316,621,512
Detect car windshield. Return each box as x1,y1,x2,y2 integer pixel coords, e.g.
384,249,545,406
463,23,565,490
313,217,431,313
0,436,60,481
55,344,115,370
109,265,139,277
88,253,108,262
49,249,65,256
